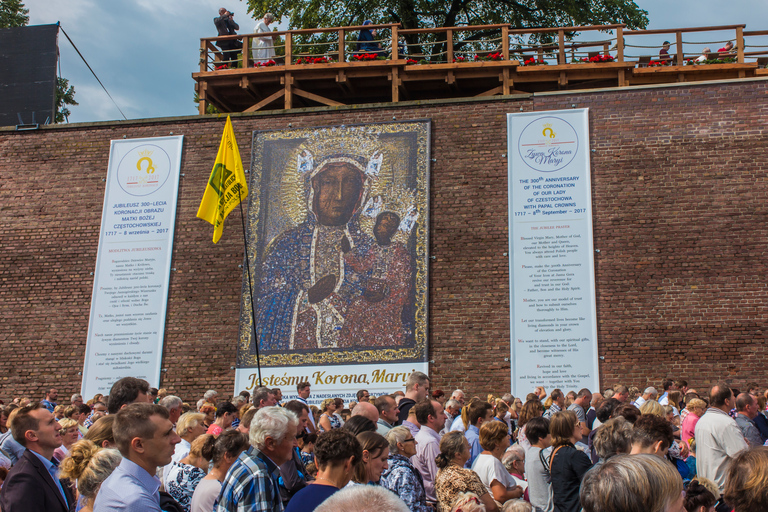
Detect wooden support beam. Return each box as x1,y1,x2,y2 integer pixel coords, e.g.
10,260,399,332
446,71,455,84
558,30,566,65
675,31,684,67
617,26,624,62
198,82,207,114
392,26,400,61
204,85,230,113
284,72,293,109
391,68,400,102
242,36,250,68
338,29,346,63
559,71,567,87
502,26,509,61
736,26,745,63
476,86,502,97
285,34,293,65
244,89,285,112
200,40,208,72
447,29,453,63
293,87,344,106
240,77,263,101
502,68,510,95
618,68,626,87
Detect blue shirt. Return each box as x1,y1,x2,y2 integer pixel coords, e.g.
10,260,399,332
30,451,67,504
283,483,337,512
215,446,283,512
464,425,481,468
0,431,25,465
93,457,162,512
40,400,57,413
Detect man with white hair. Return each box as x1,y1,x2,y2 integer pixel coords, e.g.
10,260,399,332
216,406,299,512
503,444,528,494
314,484,409,512
204,389,218,404
159,395,183,426
450,389,466,406
633,387,657,409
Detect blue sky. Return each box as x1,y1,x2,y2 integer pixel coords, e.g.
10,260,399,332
24,0,768,123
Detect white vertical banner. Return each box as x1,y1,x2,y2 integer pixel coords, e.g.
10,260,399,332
507,109,599,398
81,136,184,398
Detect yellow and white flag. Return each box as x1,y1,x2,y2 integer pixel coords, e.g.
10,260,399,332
197,116,249,243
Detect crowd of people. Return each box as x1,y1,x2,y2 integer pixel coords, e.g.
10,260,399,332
0,374,767,512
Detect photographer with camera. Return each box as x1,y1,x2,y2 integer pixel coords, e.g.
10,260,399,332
214,7,241,68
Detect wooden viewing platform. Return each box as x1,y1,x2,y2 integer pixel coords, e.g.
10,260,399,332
193,23,768,114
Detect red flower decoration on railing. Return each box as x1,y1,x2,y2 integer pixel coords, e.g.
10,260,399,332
406,58,418,64
254,60,277,67
648,59,672,67
353,53,384,61
295,56,331,64
589,54,614,63
523,57,547,66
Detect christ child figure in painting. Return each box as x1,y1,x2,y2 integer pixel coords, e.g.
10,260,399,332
339,211,412,348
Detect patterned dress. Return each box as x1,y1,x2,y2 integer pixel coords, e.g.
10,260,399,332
164,461,206,512
380,453,430,512
434,463,488,512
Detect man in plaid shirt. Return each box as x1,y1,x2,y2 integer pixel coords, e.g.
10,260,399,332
216,406,299,512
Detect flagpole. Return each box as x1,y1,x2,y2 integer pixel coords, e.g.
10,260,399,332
237,185,263,388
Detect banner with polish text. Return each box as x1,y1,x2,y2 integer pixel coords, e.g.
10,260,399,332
81,136,184,398
507,109,599,398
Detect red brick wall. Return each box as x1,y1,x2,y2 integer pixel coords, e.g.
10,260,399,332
1,78,766,403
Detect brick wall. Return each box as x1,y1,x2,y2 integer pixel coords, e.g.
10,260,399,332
1,78,766,402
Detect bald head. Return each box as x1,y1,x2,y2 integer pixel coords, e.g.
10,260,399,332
352,401,379,423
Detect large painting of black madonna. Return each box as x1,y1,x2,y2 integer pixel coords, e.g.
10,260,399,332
236,122,429,390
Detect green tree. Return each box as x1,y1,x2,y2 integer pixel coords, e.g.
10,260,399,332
55,77,78,123
0,0,29,28
245,0,648,59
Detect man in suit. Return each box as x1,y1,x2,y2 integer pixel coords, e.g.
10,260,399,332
0,403,75,512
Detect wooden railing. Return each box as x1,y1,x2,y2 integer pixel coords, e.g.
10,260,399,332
200,22,768,71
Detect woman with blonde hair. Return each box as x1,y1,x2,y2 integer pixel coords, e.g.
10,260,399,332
723,446,768,512
59,440,122,512
580,454,684,512
380,426,429,512
53,417,80,462
639,400,665,418
472,421,523,505
318,398,341,433
681,398,706,446
435,431,498,512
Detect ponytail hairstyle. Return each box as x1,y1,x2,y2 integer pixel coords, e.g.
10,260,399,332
59,440,121,507
436,431,467,470
205,430,249,468
190,433,216,462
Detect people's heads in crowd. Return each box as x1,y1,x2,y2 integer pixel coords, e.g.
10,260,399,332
320,398,336,414
590,392,604,409
250,406,298,467
176,411,206,442
495,398,510,418
612,403,641,424
297,381,311,400
685,398,707,418
580,454,684,512
71,394,84,407
544,389,564,409
432,389,446,405
630,414,673,457
414,399,446,432
575,389,592,408
640,400,665,418
603,389,615,400
479,420,509,452
436,431,470,469
550,410,580,447
525,416,551,447
215,401,239,428
107,377,151,414
593,417,632,461
467,400,493,427
596,398,621,423
502,499,533,512
11,403,61,454
314,428,362,484
518,399,544,428
723,446,768,512
271,388,283,403
683,479,717,512
252,386,277,409
613,385,629,403
238,407,258,434
534,386,547,400
343,415,377,436
709,383,733,410
501,444,525,476
746,382,760,396
356,389,371,403
59,440,122,509
113,403,179,471
735,392,759,419
375,395,400,425
642,387,658,401
354,431,389,484
44,388,58,401
58,417,80,446
451,389,466,405
661,379,674,392
565,390,577,407
314,483,410,512
405,371,430,400
385,426,417,458
84,415,116,448
200,404,216,424
159,395,183,425
351,400,379,424
675,380,689,394
187,433,216,469
203,389,219,404
283,400,310,433
205,429,249,471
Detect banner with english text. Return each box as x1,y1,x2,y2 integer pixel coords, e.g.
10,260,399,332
81,136,183,398
507,109,599,398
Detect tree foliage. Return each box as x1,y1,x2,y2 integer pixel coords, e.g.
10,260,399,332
0,0,29,28
55,77,78,123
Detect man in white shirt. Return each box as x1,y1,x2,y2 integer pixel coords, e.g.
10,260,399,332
633,387,657,409
296,382,315,433
694,383,748,494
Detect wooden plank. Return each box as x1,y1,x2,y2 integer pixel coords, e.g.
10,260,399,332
502,26,509,61
285,72,293,109
242,36,250,68
391,67,400,102
558,30,565,65
737,26,745,63
675,31,684,67
476,86,503,97
616,27,624,62
285,34,292,65
625,24,745,35
244,89,285,112
392,26,399,61
447,29,453,63
200,40,209,72
502,68,510,95
338,29,345,63
293,88,344,106
198,82,207,114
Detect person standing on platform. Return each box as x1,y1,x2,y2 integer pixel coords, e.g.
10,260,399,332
214,8,241,68
253,13,277,64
